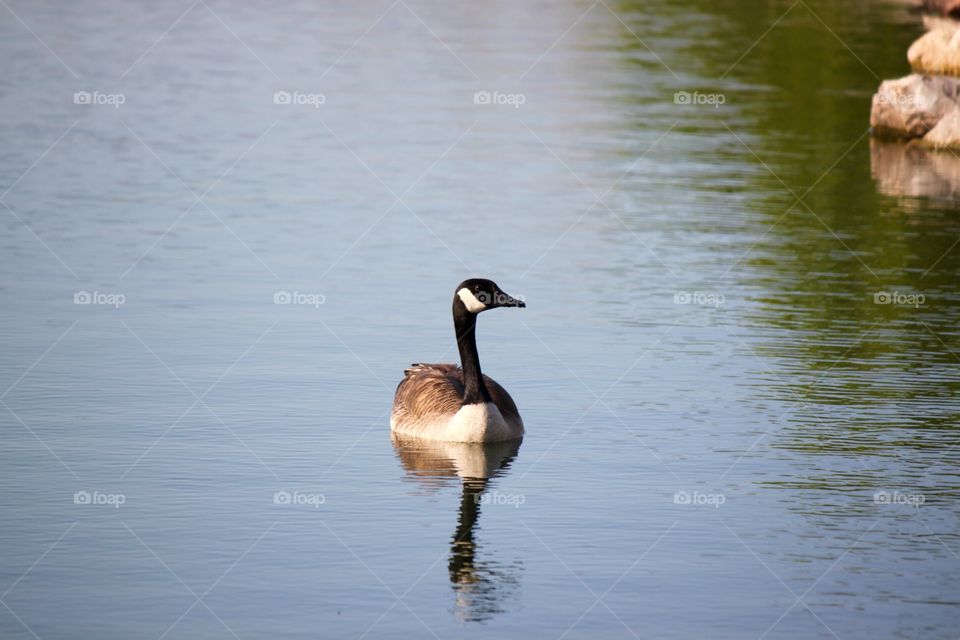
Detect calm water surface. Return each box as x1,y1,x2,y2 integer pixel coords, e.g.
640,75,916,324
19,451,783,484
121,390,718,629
1,0,959,638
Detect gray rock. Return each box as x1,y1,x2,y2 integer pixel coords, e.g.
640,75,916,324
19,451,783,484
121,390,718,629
921,0,960,16
870,74,960,138
922,105,960,147
908,17,960,76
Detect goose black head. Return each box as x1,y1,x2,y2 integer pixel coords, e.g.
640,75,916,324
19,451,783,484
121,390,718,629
454,278,526,315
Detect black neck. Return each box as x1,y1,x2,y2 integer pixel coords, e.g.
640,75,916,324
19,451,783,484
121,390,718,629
454,303,491,405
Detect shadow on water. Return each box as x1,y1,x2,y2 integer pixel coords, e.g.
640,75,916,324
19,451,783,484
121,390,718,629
391,436,522,623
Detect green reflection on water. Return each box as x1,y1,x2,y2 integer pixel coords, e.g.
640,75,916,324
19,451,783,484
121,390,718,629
611,1,959,462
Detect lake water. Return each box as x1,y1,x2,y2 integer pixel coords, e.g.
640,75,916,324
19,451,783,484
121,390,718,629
1,0,959,637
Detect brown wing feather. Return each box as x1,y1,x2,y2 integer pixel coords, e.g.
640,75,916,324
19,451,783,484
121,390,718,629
392,363,523,430
392,363,465,424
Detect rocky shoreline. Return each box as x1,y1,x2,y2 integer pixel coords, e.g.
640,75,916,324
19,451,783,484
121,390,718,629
871,7,960,148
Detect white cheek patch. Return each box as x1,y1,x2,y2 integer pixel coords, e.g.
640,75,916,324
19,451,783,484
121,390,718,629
457,287,487,313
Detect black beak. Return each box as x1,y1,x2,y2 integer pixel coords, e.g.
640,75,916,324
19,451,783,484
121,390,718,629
495,290,525,308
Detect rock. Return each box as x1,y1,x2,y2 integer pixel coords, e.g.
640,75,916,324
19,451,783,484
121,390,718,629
870,74,960,138
922,105,960,147
921,0,960,16
908,17,960,75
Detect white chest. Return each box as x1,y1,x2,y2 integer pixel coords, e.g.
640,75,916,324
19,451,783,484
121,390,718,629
447,402,512,443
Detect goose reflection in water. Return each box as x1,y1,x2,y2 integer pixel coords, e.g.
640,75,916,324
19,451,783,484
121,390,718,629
391,435,522,622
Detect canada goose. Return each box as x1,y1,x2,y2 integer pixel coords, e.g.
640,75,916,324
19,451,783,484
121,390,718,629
390,278,525,442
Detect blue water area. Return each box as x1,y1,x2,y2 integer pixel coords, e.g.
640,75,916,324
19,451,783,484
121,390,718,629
1,0,958,638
